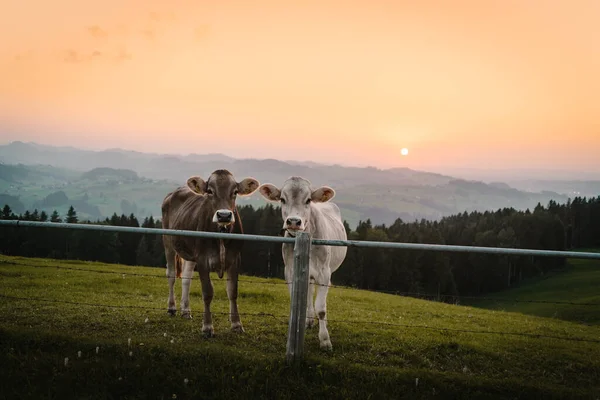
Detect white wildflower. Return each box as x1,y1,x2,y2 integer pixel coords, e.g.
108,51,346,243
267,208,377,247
77,351,82,358
128,338,131,347
144,317,149,323
129,351,133,357
96,346,100,354
184,378,189,385
170,339,174,344
415,378,419,387
118,377,122,381
64,357,69,367
172,395,177,399
139,343,144,346
163,333,167,337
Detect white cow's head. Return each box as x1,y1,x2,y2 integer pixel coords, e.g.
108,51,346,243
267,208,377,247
258,177,335,236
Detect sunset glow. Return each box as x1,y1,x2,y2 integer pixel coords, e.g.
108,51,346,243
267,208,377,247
1,0,599,171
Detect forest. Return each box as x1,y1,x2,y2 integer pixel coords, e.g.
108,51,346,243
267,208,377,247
1,195,599,298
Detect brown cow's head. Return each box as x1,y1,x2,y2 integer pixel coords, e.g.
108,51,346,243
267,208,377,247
187,170,259,232
258,176,335,236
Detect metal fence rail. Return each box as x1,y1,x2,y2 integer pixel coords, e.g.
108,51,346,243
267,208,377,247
2,219,600,363
2,220,600,260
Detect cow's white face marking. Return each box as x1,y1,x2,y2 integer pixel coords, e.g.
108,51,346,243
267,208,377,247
212,209,235,227
258,177,335,236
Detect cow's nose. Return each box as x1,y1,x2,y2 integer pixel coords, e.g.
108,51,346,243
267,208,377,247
286,217,302,228
216,210,233,222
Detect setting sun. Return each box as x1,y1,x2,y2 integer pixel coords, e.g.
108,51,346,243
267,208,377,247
401,148,409,156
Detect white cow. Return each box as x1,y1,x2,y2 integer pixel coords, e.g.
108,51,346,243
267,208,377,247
259,177,347,350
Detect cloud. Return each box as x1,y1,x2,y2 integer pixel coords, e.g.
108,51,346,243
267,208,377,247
87,25,108,39
114,49,133,62
61,49,130,64
63,49,85,63
140,28,156,41
148,11,176,23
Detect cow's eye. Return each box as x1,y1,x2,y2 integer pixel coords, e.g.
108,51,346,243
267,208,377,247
280,198,286,204
233,190,238,197
206,188,213,195
306,198,312,205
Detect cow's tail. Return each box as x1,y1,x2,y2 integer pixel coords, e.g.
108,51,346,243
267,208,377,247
175,255,183,278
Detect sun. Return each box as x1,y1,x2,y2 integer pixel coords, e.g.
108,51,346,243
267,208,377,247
401,148,409,156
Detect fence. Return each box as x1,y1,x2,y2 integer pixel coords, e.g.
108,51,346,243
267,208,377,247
2,219,600,363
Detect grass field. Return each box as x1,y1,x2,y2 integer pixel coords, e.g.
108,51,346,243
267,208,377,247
1,255,599,399
470,256,600,325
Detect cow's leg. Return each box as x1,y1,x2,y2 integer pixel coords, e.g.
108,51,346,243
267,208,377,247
180,260,195,319
165,248,177,316
198,267,214,338
315,270,332,350
226,260,244,333
306,279,316,329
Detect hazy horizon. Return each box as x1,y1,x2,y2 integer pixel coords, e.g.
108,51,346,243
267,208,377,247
3,140,600,184
2,1,599,172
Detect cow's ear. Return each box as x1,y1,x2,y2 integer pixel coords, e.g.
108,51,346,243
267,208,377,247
238,178,260,196
187,176,207,194
258,184,281,202
311,186,335,203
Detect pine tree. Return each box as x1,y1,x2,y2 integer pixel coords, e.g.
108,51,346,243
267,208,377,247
2,205,12,219
136,237,154,266
50,210,62,222
66,206,78,223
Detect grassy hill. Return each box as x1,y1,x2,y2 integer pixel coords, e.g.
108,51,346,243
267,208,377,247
469,255,600,325
1,255,599,399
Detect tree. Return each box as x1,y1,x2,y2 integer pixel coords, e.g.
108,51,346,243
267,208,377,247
2,204,13,219
136,237,154,266
50,210,62,222
66,206,78,223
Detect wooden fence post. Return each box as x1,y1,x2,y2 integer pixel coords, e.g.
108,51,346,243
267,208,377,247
286,231,311,364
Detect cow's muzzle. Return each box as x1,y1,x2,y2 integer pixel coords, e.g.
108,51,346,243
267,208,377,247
213,209,235,227
284,216,304,237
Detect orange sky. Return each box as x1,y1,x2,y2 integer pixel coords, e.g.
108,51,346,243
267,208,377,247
1,0,599,171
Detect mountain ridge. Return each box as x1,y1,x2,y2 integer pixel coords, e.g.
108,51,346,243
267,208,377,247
0,141,594,227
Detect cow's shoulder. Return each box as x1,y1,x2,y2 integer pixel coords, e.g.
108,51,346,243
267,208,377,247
315,201,342,220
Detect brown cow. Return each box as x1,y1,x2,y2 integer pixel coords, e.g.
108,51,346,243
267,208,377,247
161,169,259,337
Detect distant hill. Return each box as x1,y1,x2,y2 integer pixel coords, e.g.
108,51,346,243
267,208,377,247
0,141,589,227
80,168,139,182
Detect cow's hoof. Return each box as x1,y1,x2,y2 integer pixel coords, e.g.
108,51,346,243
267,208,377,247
202,325,214,338
167,309,177,317
231,323,245,333
319,339,333,351
181,312,192,320
306,318,316,329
